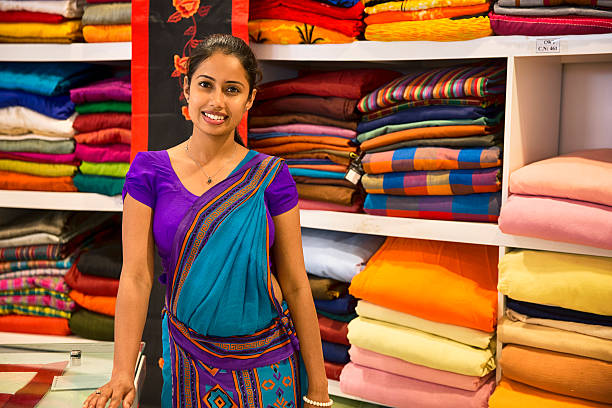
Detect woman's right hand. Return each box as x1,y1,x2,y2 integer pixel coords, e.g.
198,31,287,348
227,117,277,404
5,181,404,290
82,373,135,408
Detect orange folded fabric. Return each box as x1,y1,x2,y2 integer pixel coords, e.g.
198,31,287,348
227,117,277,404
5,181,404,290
349,237,498,332
281,151,351,166
289,164,347,172
69,289,116,317
250,135,353,148
0,315,70,336
74,128,131,145
83,24,131,43
296,183,357,206
489,379,611,408
255,143,356,155
0,170,77,192
360,125,496,151
365,3,491,24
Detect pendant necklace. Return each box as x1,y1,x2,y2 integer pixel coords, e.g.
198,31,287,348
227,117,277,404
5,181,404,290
185,138,236,184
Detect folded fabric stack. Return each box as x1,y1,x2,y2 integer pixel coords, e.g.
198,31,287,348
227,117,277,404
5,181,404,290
490,249,612,407
489,0,612,36
66,236,121,341
302,228,385,380
0,0,85,43
250,69,402,212
0,210,114,337
498,149,612,250
362,0,493,41
0,62,109,192
341,237,498,407
357,62,506,222
70,75,131,196
82,0,131,43
248,0,365,44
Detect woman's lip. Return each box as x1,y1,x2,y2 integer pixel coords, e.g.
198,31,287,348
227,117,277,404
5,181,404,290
201,111,226,125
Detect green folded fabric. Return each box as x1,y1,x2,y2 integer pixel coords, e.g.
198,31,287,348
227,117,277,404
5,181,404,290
73,173,125,196
318,309,357,323
79,161,129,178
69,309,114,341
0,159,77,177
75,101,131,114
0,138,75,154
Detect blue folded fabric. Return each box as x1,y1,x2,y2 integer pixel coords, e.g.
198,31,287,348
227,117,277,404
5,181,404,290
507,298,612,327
322,340,350,364
315,294,357,315
289,168,346,180
0,62,109,96
0,89,75,119
357,105,502,134
320,0,361,6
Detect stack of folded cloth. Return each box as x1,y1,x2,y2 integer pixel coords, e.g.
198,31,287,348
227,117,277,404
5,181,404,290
0,0,85,43
499,149,612,250
82,0,131,43
0,62,109,192
248,0,364,44
250,69,402,213
362,0,493,42
489,0,612,36
302,228,385,380
0,210,114,337
66,236,121,341
70,74,131,196
341,237,499,407
357,62,506,222
490,249,612,407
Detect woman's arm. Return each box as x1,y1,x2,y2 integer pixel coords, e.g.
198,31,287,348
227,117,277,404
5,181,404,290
272,206,330,406
84,194,156,408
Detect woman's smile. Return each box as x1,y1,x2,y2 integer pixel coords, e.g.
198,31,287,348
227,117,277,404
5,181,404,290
201,111,227,125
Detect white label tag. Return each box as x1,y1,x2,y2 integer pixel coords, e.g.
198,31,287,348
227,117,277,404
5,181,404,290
535,38,561,54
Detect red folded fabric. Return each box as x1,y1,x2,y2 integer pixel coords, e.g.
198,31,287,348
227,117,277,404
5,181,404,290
0,151,79,165
0,315,70,336
256,69,402,101
0,11,67,24
74,128,131,145
72,112,131,132
318,314,350,345
64,263,119,297
325,360,345,381
74,143,130,163
489,12,612,36
250,0,364,20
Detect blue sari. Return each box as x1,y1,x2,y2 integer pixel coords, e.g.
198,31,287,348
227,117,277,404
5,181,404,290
161,153,303,408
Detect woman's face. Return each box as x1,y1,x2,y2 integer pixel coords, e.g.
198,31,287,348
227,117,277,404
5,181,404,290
183,52,255,140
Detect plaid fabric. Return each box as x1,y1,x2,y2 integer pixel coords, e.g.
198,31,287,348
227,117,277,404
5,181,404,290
364,192,501,222
0,276,69,293
0,257,74,273
0,287,75,311
358,63,506,113
0,268,69,280
362,167,501,195
0,303,72,319
363,146,502,174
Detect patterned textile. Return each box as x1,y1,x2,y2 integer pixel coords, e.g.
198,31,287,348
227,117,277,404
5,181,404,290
0,268,69,280
0,257,73,274
366,3,491,22
251,0,365,20
83,24,131,42
81,2,131,25
0,242,77,262
363,146,502,174
362,167,501,196
0,276,69,292
0,303,71,318
0,89,74,120
358,63,505,113
0,159,77,177
489,12,612,35
364,192,501,222
493,3,612,17
497,0,612,7
0,20,83,43
0,287,75,311
249,19,354,44
0,170,77,192
365,0,487,13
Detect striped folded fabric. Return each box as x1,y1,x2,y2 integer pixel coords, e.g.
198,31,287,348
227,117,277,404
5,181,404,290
0,303,72,319
364,192,501,222
0,287,75,311
362,167,501,196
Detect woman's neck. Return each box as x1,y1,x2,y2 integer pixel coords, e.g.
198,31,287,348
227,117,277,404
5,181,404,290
187,131,236,165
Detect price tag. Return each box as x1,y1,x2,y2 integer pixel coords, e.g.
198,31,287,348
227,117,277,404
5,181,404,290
535,38,561,54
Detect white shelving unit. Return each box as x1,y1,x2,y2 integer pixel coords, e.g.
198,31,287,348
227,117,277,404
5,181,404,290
0,42,131,62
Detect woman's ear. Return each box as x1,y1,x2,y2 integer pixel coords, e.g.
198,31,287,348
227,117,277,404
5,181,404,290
183,76,190,102
245,88,257,111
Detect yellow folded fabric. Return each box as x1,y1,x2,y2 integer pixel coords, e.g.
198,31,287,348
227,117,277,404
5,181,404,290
499,317,612,363
498,250,612,316
365,17,493,42
248,19,355,44
356,301,494,349
83,24,131,43
347,316,496,377
0,159,77,177
365,0,487,13
0,20,82,43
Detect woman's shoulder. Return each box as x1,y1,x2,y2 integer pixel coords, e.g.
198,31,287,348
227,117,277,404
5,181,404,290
132,149,169,166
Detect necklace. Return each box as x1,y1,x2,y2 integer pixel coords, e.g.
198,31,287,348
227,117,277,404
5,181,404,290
184,138,237,184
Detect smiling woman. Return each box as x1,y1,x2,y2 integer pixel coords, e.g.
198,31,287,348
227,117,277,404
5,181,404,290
83,34,330,408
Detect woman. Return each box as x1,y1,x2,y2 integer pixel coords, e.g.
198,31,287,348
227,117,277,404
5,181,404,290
84,34,330,408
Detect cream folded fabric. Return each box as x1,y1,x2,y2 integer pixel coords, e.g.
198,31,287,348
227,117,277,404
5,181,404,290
507,309,612,341
0,107,76,137
347,316,496,377
0,0,85,18
499,317,612,362
498,250,612,316
356,301,493,349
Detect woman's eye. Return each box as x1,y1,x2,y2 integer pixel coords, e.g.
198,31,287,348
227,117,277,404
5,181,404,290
226,86,240,94
198,81,212,88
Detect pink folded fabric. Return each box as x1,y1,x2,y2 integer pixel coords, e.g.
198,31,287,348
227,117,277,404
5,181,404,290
74,143,130,163
339,363,495,408
249,124,356,138
499,194,612,250
298,198,363,213
349,346,494,392
70,75,131,104
0,151,78,165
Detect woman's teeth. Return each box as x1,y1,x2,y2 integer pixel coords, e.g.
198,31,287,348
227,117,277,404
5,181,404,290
204,112,224,121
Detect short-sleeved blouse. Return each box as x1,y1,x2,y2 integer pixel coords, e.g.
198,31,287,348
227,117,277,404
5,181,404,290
122,149,298,276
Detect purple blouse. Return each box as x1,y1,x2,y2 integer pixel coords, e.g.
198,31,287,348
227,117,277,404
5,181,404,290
122,150,298,275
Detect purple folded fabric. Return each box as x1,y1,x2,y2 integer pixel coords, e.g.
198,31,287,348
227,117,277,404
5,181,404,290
0,151,79,165
248,123,356,138
339,363,495,408
349,346,494,392
70,75,131,104
74,143,130,163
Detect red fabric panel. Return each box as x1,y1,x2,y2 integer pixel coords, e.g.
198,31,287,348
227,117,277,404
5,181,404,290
325,360,345,381
64,263,119,297
0,361,69,408
0,11,66,23
73,112,131,132
250,0,364,20
130,0,149,161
